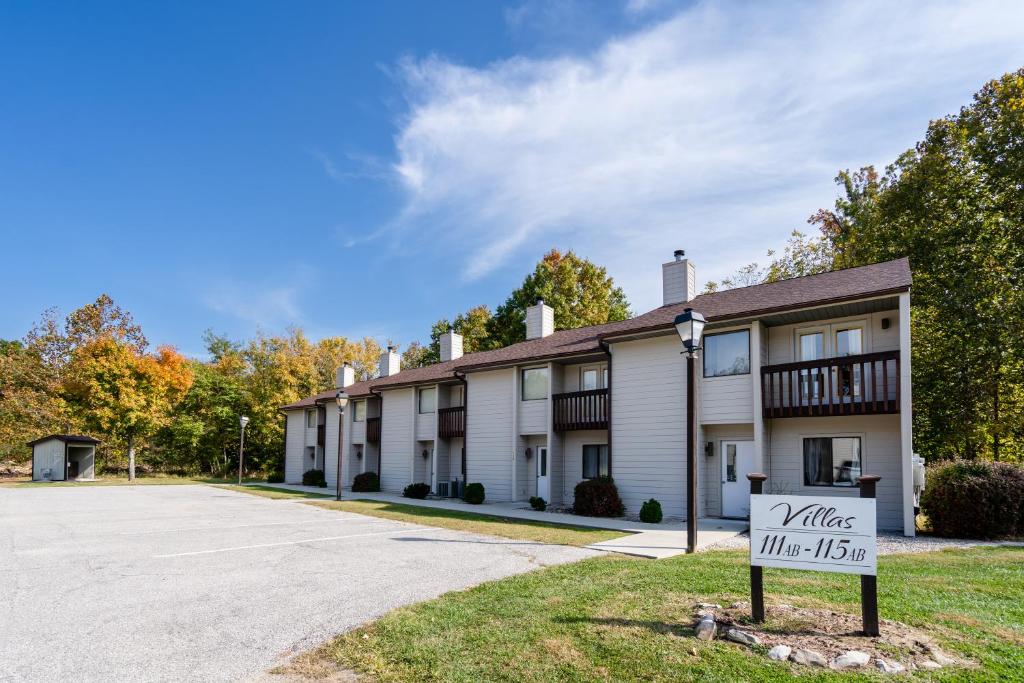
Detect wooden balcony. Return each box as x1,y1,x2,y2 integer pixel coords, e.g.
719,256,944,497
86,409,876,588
553,388,609,431
366,416,381,443
316,424,325,447
438,406,465,438
762,350,900,418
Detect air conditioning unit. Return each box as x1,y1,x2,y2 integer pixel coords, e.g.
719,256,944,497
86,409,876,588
436,481,450,498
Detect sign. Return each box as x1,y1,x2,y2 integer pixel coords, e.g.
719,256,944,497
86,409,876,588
750,494,877,576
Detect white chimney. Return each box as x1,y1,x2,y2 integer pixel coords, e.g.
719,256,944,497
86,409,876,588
439,328,463,362
663,249,697,305
525,299,555,340
335,362,355,388
379,346,401,377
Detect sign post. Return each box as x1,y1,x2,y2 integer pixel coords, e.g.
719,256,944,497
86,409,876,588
747,473,881,636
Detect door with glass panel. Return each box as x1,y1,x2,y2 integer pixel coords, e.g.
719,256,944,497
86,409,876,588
721,441,756,517
834,327,863,402
536,447,549,500
798,331,825,407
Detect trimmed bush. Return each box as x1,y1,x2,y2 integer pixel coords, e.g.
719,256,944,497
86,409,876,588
921,460,1024,539
573,477,625,517
302,469,327,487
529,496,547,511
639,498,663,524
464,482,486,504
403,482,431,499
266,471,285,484
351,471,380,492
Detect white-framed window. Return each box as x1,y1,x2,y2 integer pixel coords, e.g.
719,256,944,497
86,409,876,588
580,364,607,391
521,367,548,401
834,325,865,398
352,400,366,422
703,329,750,377
306,409,317,428
452,385,464,407
418,387,436,414
803,436,862,487
582,444,609,479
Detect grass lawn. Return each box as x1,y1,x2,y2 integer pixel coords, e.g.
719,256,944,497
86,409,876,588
305,499,629,548
216,483,334,500
282,546,1024,682
0,475,261,488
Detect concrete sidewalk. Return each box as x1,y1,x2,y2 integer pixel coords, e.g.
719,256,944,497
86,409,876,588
247,482,748,559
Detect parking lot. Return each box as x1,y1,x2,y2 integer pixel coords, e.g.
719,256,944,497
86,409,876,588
0,485,597,682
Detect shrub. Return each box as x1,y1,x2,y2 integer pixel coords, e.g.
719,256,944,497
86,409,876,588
266,471,285,484
302,469,327,487
573,477,625,517
920,460,1024,539
639,498,663,523
352,471,380,492
464,482,486,504
403,482,431,499
529,496,547,511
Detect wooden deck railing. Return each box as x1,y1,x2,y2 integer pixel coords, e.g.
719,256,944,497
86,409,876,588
438,406,465,438
552,388,609,431
761,350,900,418
366,416,381,443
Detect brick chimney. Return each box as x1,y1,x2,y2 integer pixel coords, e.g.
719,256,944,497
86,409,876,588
525,299,555,340
335,362,355,388
662,249,697,305
379,346,401,377
439,328,463,362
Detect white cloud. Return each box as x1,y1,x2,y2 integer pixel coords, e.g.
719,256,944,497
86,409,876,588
201,266,315,329
386,0,1024,311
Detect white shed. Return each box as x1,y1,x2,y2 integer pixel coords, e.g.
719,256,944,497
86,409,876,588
29,435,99,482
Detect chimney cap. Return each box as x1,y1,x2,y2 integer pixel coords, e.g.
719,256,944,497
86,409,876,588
536,298,545,306
674,249,685,261
387,345,395,352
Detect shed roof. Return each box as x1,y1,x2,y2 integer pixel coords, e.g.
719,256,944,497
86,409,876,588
27,434,101,447
281,257,910,408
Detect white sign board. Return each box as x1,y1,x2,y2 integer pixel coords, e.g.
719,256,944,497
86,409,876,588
750,494,877,576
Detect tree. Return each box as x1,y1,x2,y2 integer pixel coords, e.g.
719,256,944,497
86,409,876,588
401,341,431,369
0,340,68,462
418,305,494,365
486,249,631,347
64,339,192,479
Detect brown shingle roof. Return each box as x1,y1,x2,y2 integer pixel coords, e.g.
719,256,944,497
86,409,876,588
280,257,910,408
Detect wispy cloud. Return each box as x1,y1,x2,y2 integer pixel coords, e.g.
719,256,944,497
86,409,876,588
201,265,316,329
385,0,1024,310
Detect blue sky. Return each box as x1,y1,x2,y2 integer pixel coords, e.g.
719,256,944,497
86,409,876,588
2,1,1023,357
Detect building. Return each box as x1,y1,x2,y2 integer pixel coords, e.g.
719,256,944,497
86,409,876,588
29,434,99,481
281,253,914,534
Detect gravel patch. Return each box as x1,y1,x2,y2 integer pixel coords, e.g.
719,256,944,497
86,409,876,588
704,531,1023,554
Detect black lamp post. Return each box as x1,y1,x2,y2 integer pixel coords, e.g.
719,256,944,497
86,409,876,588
335,389,349,501
673,307,706,553
237,415,249,485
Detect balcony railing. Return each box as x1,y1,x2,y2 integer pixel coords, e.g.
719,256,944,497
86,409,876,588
438,406,465,438
761,350,900,418
316,424,325,447
553,388,609,431
366,416,381,443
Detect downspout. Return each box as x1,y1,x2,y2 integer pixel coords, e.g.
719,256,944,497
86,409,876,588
598,339,613,477
369,387,383,477
454,370,468,483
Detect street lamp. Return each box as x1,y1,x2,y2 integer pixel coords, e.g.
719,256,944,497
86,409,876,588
238,415,250,485
673,308,705,553
335,389,349,501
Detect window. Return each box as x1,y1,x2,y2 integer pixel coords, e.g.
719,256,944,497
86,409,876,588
418,387,436,414
582,444,609,479
352,400,366,422
703,330,750,377
725,443,737,482
581,368,599,391
835,327,864,398
798,331,826,402
306,410,317,428
521,367,548,400
803,437,862,487
452,385,464,407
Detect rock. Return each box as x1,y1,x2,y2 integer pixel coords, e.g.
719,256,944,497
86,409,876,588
927,647,956,666
725,628,760,646
831,651,871,670
730,601,749,609
918,660,942,671
790,648,828,667
694,615,716,641
767,645,792,661
697,602,721,609
876,659,905,674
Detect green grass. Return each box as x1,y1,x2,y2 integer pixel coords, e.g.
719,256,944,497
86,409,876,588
306,499,629,548
283,547,1024,682
217,483,333,500
0,475,261,488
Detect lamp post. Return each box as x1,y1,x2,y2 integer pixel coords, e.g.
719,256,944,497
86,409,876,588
673,307,706,554
335,389,349,501
238,415,250,485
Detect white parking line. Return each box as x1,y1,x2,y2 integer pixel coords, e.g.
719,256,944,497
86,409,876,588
120,518,371,535
153,527,437,558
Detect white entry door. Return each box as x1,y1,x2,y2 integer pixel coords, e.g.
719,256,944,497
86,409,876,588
721,441,756,517
536,447,550,500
